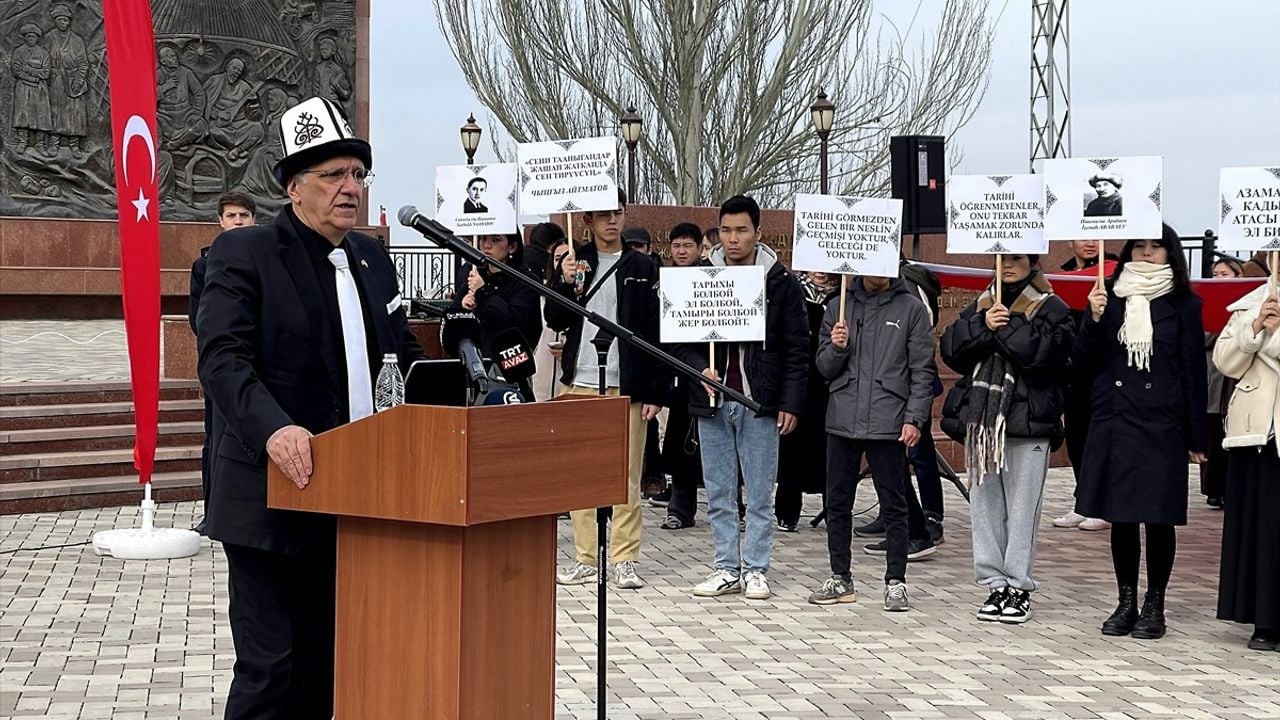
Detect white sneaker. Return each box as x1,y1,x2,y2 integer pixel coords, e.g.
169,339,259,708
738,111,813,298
884,580,910,612
742,570,771,600
612,561,645,589
1078,517,1112,531
556,562,598,586
692,569,741,597
1052,511,1086,528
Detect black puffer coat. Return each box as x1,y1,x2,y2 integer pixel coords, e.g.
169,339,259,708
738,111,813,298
939,283,1075,448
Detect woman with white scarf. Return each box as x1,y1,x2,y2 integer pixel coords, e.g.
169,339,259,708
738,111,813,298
1072,225,1208,641
1213,285,1280,652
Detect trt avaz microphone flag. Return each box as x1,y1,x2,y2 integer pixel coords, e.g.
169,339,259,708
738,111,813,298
104,0,160,484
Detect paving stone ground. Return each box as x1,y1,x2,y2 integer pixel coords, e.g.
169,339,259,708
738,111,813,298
2,470,1277,719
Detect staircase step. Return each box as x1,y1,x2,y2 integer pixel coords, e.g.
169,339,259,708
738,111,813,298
0,446,202,483
0,379,202,407
0,421,205,454
0,399,204,431
0,471,203,515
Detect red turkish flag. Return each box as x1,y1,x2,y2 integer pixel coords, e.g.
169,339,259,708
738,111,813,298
103,0,160,485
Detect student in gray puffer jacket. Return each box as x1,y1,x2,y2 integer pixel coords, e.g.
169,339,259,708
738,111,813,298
807,275,937,612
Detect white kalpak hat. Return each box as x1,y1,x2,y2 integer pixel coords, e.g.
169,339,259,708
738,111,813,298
272,96,372,186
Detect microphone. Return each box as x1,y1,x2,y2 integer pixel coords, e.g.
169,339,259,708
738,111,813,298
440,310,488,393
398,205,487,266
480,386,526,405
490,328,536,383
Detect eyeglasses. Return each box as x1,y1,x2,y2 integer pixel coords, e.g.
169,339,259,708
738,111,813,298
303,166,374,188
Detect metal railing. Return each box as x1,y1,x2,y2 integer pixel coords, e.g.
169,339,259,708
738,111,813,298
391,248,456,301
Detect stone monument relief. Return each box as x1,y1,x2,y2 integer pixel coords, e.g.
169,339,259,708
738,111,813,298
0,0,358,221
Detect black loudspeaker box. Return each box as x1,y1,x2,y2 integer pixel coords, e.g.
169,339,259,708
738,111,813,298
889,135,946,234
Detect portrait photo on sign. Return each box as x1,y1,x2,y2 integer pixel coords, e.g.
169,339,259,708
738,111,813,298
1218,166,1280,252
1042,155,1162,241
516,136,619,216
792,193,903,278
946,174,1046,255
434,163,518,236
659,265,767,344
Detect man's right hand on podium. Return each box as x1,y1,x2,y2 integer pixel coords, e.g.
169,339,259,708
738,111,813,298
267,425,314,489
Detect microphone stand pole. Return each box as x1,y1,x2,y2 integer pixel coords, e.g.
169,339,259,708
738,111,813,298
590,329,613,720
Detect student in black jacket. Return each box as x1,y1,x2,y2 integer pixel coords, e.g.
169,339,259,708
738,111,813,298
450,232,542,364
940,254,1074,624
674,195,808,602
546,188,664,591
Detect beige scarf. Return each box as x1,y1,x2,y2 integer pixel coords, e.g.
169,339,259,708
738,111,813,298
1112,261,1174,371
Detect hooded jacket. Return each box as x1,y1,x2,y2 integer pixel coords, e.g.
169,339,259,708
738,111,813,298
815,277,937,440
670,243,808,418
1213,285,1280,453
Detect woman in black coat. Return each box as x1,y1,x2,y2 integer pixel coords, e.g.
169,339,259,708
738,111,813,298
451,233,543,366
1072,225,1207,640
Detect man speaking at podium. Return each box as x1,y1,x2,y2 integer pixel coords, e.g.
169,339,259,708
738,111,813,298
197,96,423,719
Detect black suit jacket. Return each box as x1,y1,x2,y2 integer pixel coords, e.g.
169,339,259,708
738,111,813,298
197,209,425,554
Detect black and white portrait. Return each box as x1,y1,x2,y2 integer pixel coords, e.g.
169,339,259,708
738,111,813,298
1083,171,1123,217
463,176,488,213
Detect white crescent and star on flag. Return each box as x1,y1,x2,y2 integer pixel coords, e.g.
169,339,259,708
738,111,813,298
121,114,157,222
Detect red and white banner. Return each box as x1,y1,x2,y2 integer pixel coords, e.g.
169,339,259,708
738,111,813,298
920,261,1265,333
104,0,160,484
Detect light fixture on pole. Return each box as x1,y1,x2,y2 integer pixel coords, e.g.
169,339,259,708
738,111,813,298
460,113,482,165
620,105,643,199
809,88,836,194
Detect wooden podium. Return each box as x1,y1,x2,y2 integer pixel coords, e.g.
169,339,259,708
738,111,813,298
268,396,630,719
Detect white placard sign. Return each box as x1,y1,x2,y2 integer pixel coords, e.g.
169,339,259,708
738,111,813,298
516,136,619,215
1218,166,1280,252
946,174,1047,254
1043,155,1162,240
434,163,518,235
659,266,767,344
792,193,903,277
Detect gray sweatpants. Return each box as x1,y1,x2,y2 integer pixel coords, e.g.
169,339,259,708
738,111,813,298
971,436,1051,592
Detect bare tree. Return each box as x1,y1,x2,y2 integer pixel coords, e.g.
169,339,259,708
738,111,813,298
435,0,994,206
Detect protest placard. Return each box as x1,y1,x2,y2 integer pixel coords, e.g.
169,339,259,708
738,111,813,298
1218,166,1280,252
946,174,1047,254
516,137,619,215
792,193,903,277
1043,156,1162,241
434,163,518,235
659,266,767,344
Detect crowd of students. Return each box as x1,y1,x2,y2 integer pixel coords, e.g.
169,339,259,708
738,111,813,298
456,191,1279,652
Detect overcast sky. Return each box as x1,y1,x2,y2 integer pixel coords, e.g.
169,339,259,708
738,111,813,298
368,0,1280,246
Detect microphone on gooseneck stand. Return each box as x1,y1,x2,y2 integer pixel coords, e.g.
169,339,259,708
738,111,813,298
440,310,488,395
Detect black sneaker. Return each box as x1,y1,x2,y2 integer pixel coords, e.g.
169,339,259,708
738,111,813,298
863,538,936,560
854,515,886,537
999,588,1032,624
776,518,798,533
926,514,945,545
977,588,1007,621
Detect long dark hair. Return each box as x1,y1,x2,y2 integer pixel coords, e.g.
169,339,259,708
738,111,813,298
1110,223,1193,299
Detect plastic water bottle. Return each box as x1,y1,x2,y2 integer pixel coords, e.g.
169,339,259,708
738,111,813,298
374,353,404,411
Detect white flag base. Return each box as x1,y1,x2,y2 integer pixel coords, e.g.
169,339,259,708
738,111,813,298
91,481,201,560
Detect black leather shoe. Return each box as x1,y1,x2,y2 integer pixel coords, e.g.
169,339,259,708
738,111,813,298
1130,589,1167,639
1246,629,1278,651
193,518,207,536
1102,585,1139,636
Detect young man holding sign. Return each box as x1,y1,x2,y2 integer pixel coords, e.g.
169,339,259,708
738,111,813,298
546,189,665,590
674,195,808,601
809,273,937,611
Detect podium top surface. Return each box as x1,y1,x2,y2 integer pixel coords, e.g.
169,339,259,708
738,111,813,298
268,395,630,526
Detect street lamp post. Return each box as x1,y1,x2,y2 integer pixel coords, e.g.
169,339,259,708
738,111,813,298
809,88,835,194
620,105,642,199
460,113,482,166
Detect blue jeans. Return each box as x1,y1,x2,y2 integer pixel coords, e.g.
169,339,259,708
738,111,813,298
697,402,779,573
